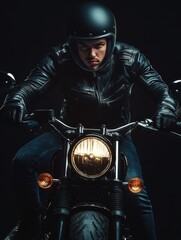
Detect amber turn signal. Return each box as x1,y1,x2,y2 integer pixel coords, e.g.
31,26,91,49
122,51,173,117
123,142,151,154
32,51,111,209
128,177,143,193
38,173,53,189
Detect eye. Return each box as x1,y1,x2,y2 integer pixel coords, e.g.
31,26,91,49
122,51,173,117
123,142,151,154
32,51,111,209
95,45,102,49
94,42,105,49
78,44,88,51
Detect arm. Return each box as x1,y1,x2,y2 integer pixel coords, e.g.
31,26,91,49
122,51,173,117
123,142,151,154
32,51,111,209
0,47,63,124
131,49,177,129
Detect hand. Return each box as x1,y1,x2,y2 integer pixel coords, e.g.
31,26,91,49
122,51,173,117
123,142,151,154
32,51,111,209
155,106,177,130
0,104,25,125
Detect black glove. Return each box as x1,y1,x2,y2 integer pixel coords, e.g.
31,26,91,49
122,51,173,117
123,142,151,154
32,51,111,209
0,104,25,125
155,106,177,130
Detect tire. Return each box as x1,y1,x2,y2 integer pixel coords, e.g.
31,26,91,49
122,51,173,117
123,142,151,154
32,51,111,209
69,210,109,240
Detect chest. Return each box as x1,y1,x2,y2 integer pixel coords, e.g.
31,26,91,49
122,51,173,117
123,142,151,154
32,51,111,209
62,66,133,104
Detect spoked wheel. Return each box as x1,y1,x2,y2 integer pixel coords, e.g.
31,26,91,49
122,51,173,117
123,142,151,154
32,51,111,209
69,210,109,240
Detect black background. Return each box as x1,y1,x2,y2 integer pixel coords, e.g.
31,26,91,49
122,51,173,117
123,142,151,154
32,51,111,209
1,0,181,239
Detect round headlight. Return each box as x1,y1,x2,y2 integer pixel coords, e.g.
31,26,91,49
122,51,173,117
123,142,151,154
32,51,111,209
71,136,112,179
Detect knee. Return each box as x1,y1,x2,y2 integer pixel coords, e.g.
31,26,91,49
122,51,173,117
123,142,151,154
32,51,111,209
12,149,37,171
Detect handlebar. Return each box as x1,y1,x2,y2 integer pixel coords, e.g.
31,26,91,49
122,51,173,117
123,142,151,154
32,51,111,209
22,109,181,138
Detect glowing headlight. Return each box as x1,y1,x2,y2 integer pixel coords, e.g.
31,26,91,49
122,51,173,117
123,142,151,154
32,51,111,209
71,136,112,179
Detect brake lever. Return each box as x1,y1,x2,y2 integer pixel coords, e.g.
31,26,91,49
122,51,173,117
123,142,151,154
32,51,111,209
139,119,181,138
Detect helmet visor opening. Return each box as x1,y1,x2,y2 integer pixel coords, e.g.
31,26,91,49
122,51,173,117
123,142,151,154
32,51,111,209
68,34,115,72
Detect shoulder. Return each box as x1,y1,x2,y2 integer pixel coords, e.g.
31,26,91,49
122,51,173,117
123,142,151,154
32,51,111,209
114,41,147,66
48,41,72,63
114,41,140,55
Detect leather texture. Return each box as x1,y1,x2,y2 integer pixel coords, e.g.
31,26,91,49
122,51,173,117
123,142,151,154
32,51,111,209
1,41,176,128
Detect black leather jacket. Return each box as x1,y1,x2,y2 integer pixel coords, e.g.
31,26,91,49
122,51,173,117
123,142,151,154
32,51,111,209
2,41,176,128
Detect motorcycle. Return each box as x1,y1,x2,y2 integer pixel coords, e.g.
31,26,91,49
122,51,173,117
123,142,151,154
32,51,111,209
1,71,181,240
21,108,181,240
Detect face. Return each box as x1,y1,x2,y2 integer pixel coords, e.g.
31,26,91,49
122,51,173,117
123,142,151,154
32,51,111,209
77,38,107,70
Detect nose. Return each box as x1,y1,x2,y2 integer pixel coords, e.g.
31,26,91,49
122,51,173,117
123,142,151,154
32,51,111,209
88,47,96,57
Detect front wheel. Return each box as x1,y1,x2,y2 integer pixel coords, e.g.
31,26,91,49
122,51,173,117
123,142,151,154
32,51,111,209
69,210,109,240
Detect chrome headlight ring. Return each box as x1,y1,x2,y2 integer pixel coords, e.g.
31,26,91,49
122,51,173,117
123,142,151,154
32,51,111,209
70,134,113,179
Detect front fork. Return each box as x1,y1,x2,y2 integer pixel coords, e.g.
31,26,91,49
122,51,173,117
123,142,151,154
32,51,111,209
110,140,125,240
51,141,71,240
51,139,125,240
51,181,70,240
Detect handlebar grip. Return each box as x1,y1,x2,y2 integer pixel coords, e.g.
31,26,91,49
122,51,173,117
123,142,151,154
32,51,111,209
22,109,55,124
22,120,39,128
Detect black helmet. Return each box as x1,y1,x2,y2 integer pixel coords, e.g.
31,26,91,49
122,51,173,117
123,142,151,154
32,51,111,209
67,2,117,72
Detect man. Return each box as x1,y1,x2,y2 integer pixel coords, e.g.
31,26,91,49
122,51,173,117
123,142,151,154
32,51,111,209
0,2,177,240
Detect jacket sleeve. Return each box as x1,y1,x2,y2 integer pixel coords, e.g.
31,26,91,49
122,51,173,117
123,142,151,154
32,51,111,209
131,49,176,114
1,47,62,111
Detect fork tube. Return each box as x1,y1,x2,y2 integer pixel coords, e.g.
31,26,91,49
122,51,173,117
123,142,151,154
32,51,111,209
115,140,120,180
64,141,70,177
110,140,124,239
52,141,71,239
52,182,70,240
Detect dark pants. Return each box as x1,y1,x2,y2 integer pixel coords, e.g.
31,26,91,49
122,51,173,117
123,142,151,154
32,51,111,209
12,131,157,240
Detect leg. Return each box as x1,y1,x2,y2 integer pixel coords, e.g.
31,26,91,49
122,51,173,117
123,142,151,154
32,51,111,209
5,131,63,240
121,134,157,240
